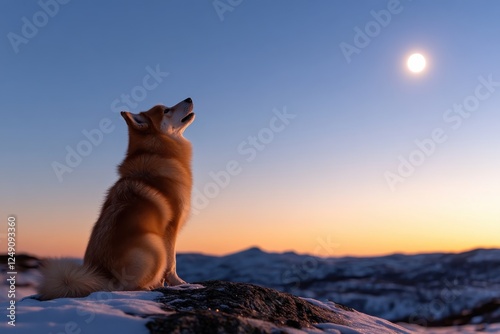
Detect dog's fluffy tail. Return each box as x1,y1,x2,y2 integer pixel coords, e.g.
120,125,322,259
37,259,108,300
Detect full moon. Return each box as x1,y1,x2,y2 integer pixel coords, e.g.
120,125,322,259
407,53,426,73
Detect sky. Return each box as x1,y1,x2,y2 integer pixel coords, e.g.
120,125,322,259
1,0,499,258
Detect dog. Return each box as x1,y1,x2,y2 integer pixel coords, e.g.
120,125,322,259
37,98,195,300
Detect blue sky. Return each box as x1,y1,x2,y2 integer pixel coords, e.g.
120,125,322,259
1,1,499,257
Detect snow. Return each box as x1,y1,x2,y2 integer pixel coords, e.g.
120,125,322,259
0,288,497,334
161,283,205,290
401,323,500,333
303,298,412,333
0,290,414,334
1,291,166,334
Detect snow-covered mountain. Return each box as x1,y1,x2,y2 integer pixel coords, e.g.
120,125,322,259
1,247,499,333
176,247,500,326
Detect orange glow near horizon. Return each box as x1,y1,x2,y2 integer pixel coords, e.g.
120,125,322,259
13,161,500,259
18,231,500,258
17,194,500,259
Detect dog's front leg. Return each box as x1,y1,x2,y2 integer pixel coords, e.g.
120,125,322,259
163,228,186,286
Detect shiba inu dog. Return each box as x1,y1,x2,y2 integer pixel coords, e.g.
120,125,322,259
38,98,195,300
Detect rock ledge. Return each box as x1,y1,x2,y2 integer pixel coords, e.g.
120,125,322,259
147,280,407,333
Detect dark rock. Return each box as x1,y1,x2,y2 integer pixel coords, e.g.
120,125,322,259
147,280,349,333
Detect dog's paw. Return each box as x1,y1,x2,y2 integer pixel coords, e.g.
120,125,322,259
147,280,166,290
165,273,187,286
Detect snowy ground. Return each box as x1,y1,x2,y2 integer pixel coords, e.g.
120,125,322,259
0,283,412,334
4,290,165,333
0,285,461,334
1,285,498,333
402,323,500,333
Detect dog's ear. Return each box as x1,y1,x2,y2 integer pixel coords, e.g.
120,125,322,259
121,111,149,131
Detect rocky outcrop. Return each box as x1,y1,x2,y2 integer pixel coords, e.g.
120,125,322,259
147,280,410,333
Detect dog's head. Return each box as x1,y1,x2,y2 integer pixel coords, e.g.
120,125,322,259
120,97,195,138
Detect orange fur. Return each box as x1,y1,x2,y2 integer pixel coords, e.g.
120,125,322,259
38,99,195,300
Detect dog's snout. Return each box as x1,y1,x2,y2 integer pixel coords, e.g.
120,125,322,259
183,97,192,104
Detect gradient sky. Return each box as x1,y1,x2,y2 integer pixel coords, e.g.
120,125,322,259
1,1,499,258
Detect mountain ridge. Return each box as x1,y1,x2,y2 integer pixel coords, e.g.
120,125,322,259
2,247,499,327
